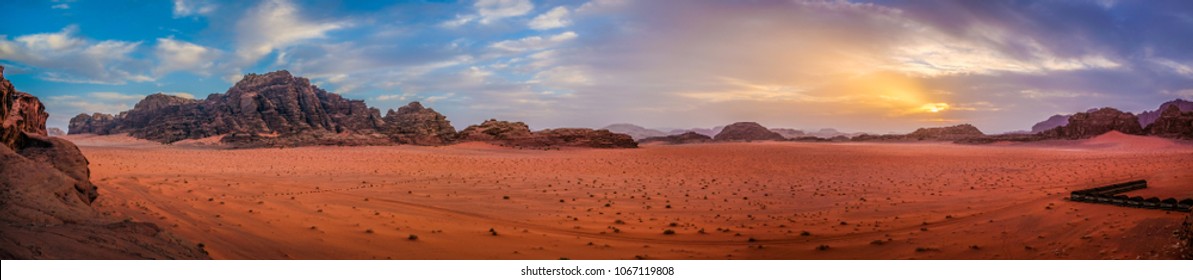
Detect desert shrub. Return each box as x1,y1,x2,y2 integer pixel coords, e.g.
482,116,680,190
663,229,676,235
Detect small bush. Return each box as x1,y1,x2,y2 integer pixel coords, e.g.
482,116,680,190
663,229,676,235
816,244,830,251
408,234,419,241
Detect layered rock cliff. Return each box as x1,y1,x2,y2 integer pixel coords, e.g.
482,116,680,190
381,102,457,145
906,124,985,141
459,119,636,148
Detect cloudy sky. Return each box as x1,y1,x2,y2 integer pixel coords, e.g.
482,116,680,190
2,0,1191,133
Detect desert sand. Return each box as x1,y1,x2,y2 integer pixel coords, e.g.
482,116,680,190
64,132,1193,259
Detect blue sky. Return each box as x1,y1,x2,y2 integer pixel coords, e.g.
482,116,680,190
2,0,1191,133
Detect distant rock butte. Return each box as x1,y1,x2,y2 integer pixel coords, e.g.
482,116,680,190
1,65,208,259
639,132,713,144
47,127,65,136
67,70,634,148
713,122,785,141
459,119,636,148
602,123,667,140
381,101,457,145
906,124,985,141
1031,114,1070,133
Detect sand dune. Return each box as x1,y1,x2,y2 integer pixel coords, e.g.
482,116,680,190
75,140,1193,259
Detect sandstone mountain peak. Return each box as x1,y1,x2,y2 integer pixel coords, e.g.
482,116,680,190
713,122,785,142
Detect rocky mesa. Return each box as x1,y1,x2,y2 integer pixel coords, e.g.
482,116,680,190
68,70,634,149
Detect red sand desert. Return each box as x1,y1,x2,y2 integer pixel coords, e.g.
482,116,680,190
66,132,1192,259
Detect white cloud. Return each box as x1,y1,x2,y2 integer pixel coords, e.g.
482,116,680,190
46,92,146,115
530,66,591,86
51,3,70,9
489,31,578,52
0,25,152,84
475,0,534,24
173,0,218,18
529,6,571,30
154,37,219,76
234,0,349,65
443,0,534,27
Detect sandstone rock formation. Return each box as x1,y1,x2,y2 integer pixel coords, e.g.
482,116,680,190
639,132,713,145
602,123,667,140
381,102,457,145
1031,114,1070,133
1138,99,1193,127
458,119,535,142
1,65,208,259
1143,105,1193,139
47,127,65,136
906,124,985,141
1039,108,1143,139
459,119,636,148
713,122,784,141
69,70,390,146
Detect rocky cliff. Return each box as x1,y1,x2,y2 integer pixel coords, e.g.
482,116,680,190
1138,99,1193,127
1,65,208,259
1039,108,1143,139
713,122,785,141
69,70,389,146
1144,105,1193,139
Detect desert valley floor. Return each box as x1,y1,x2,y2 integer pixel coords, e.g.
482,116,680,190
64,133,1192,260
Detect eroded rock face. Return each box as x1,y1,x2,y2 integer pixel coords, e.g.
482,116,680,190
1031,114,1070,134
381,102,457,145
458,119,535,141
68,113,118,135
1040,108,1143,139
459,119,636,148
906,124,985,141
533,128,638,148
713,122,784,141
1138,99,1193,127
639,132,713,145
0,66,208,259
47,127,65,136
67,70,387,146
1144,105,1193,139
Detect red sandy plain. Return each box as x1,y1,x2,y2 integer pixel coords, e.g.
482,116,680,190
64,131,1192,259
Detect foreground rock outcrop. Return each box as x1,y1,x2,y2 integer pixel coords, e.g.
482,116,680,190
459,119,636,148
639,132,713,144
713,122,785,141
1,65,208,259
